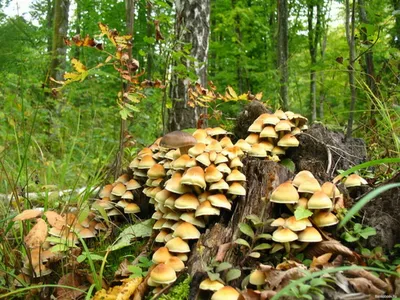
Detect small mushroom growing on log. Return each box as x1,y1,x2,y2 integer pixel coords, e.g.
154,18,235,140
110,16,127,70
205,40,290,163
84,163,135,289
160,131,197,155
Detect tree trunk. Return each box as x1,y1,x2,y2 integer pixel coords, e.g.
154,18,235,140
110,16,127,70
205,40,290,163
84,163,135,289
277,0,289,110
48,0,70,86
391,0,400,49
74,0,81,60
146,2,153,80
46,0,54,55
167,0,211,131
319,26,327,119
345,0,357,139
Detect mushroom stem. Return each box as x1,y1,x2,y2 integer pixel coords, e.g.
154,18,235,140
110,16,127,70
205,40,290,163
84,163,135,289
297,242,309,253
284,242,291,254
285,203,294,213
179,146,191,155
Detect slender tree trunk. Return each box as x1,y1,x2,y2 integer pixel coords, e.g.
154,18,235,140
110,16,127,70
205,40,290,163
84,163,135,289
74,0,81,60
48,0,70,86
345,0,357,139
319,30,327,119
392,0,400,49
46,0,54,55
146,2,153,80
168,0,211,131
277,0,289,110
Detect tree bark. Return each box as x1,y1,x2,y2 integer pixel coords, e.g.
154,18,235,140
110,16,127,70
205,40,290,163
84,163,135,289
391,0,400,49
48,0,70,86
277,0,289,110
345,0,357,139
168,0,211,131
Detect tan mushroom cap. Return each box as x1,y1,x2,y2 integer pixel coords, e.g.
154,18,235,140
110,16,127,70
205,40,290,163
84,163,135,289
153,218,167,230
180,212,206,228
249,269,266,286
259,141,274,152
181,166,207,189
160,131,197,153
208,127,228,137
229,157,243,169
174,193,200,210
165,237,191,253
150,263,177,285
173,222,201,240
248,119,264,133
196,152,211,167
220,136,234,148
271,217,286,227
226,169,246,182
165,256,185,272
307,191,333,210
195,200,220,217
295,197,308,209
138,155,157,169
188,143,206,157
235,139,252,152
217,163,232,175
270,181,299,204
260,126,278,139
321,182,341,198
208,194,232,210
272,227,298,243
137,147,153,159
227,182,246,196
148,164,166,179
211,286,240,300
275,120,295,132
344,174,368,187
152,247,172,264
214,153,229,164
271,146,286,156
285,216,311,231
99,184,113,198
125,179,141,190
262,114,281,125
200,278,225,291
111,183,127,197
193,129,208,143
249,143,268,157
278,134,299,147
205,164,224,183
155,230,169,243
165,172,191,194
209,179,230,191
172,154,192,170
297,178,321,194
292,170,315,187
297,227,322,242
164,211,181,221
206,139,223,153
154,189,172,204
176,253,188,262
245,133,260,145
312,211,339,227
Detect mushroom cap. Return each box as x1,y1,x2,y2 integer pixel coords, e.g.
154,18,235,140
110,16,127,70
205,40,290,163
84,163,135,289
312,211,339,227
206,139,223,153
211,286,240,300
270,182,299,204
147,164,166,179
165,172,191,194
172,154,192,170
275,120,295,132
278,134,299,147
188,143,206,157
150,263,177,285
165,237,191,253
272,227,298,243
297,178,321,194
344,174,368,187
292,171,315,187
195,200,220,217
208,194,232,210
155,230,169,243
274,109,288,120
220,136,234,148
260,126,278,138
285,216,310,231
248,119,264,133
208,127,228,137
180,212,206,228
209,179,230,191
249,143,267,157
160,131,197,150
271,146,285,156
152,247,172,264
245,133,259,145
193,129,208,143
154,189,172,204
181,166,207,189
229,157,243,169
249,269,266,286
259,141,274,152
173,221,201,240
153,218,167,230
111,183,126,197
205,164,224,183
307,191,333,210
214,153,229,164
262,114,280,125
121,191,134,200
297,227,322,242
321,182,341,199
270,217,286,227
235,139,252,152
99,184,113,198
200,278,225,291
226,169,246,182
227,182,246,196
165,256,185,272
124,203,141,214
138,155,157,169
174,193,200,210
196,152,211,167
217,163,232,175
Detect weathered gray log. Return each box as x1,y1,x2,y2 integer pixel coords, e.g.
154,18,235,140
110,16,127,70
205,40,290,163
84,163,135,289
187,158,292,276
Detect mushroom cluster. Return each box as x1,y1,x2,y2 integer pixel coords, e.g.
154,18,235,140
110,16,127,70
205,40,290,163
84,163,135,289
245,110,308,161
268,171,342,253
120,128,248,289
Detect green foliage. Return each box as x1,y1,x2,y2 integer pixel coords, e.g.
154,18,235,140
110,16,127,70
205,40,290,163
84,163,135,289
128,256,153,278
158,275,191,300
110,218,154,251
205,261,242,284
340,222,377,243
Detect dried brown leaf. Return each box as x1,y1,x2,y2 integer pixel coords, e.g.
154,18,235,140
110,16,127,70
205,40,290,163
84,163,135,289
56,272,88,300
310,253,333,269
276,260,306,271
344,268,388,291
115,258,131,278
44,211,65,229
305,240,355,260
260,290,277,300
216,242,231,262
348,277,385,295
264,266,306,291
240,289,260,300
13,209,42,221
25,219,48,248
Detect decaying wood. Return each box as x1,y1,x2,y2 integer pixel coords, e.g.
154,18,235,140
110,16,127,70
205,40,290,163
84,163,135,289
187,158,292,276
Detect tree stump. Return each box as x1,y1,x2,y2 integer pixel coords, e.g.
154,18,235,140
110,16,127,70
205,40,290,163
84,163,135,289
187,158,292,291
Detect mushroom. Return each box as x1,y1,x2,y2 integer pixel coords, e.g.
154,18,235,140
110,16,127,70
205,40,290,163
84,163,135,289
272,227,298,253
344,174,368,188
199,278,225,291
249,269,266,290
211,286,240,300
160,131,197,155
150,263,177,285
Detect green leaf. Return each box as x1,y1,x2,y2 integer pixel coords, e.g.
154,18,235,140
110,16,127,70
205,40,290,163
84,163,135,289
361,248,371,256
337,158,400,180
255,233,272,240
225,268,241,282
253,243,272,251
280,158,295,172
241,274,250,290
77,254,86,263
110,219,154,251
341,232,359,243
294,206,313,220
338,183,400,228
239,223,254,239
87,254,105,261
299,283,311,294
234,238,251,248
139,49,146,57
216,262,232,272
310,278,328,287
128,265,143,275
207,271,220,281
246,214,263,226
359,227,376,239
49,244,70,252
248,252,261,258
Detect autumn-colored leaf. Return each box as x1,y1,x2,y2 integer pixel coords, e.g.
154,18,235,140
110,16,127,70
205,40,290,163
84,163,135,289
44,211,65,229
348,277,385,295
71,58,87,73
260,290,277,300
240,289,261,300
226,86,238,99
154,20,164,41
255,92,263,100
305,240,355,261
276,260,306,271
344,268,388,290
13,209,42,221
56,272,88,300
310,253,333,269
25,218,48,248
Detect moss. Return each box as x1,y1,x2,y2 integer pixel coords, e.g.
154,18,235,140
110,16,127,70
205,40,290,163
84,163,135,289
158,275,191,300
